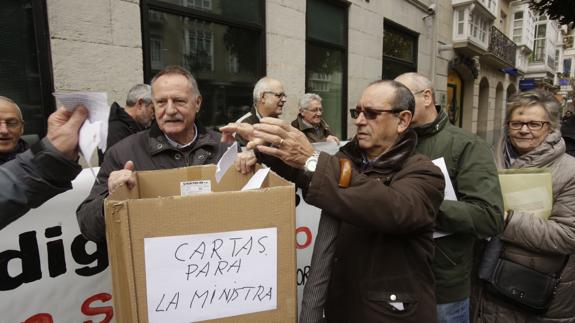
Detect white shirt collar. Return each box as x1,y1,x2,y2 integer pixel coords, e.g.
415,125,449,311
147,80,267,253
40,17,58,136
164,124,198,149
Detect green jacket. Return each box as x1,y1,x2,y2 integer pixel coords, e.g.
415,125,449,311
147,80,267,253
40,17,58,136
414,108,504,304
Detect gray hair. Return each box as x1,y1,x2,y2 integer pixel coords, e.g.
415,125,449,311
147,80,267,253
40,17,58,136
505,89,561,131
299,93,322,111
368,80,416,114
252,77,276,106
151,65,200,96
0,96,23,121
125,84,152,107
395,72,436,103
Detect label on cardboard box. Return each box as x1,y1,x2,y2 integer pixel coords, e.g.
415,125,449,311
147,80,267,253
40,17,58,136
144,227,278,322
180,180,212,196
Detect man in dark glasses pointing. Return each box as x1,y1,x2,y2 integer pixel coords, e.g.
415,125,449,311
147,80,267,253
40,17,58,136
222,80,446,322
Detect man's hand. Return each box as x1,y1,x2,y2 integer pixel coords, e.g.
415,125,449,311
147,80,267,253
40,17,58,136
220,123,255,143
326,135,340,145
235,150,258,175
253,117,315,169
46,106,88,160
108,161,137,193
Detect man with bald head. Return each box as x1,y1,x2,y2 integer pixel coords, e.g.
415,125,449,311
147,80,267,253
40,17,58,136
395,72,503,323
0,96,27,165
77,66,229,242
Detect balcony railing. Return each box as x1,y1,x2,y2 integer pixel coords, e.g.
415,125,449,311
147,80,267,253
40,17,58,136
488,26,516,67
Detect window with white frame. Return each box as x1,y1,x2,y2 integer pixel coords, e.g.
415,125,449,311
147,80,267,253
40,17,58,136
513,11,523,43
457,9,465,35
469,12,488,44
532,23,546,62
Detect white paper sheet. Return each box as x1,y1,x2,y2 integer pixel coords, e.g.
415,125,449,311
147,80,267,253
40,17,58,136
53,92,110,168
431,157,457,201
215,142,238,183
241,168,271,191
431,157,457,239
144,228,277,323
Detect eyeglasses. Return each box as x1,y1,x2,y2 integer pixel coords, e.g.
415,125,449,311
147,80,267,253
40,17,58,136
305,108,323,114
264,91,287,99
507,120,549,130
0,119,23,129
412,89,427,96
350,106,401,120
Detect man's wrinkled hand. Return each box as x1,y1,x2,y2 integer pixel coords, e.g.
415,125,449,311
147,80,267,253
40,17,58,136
108,161,137,193
46,106,88,160
235,150,257,175
326,135,340,145
220,123,255,143
253,117,315,169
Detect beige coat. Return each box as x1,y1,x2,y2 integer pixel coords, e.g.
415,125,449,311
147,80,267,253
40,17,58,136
475,130,575,323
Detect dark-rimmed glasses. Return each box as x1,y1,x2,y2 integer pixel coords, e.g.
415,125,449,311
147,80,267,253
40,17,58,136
507,120,549,130
264,91,287,99
350,106,401,120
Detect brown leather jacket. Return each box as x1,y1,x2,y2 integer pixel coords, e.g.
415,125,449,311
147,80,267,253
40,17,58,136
264,129,445,322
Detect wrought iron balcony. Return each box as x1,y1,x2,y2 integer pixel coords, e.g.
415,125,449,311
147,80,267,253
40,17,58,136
486,26,516,68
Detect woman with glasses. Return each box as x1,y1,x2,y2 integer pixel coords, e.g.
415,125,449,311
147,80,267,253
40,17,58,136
473,90,575,323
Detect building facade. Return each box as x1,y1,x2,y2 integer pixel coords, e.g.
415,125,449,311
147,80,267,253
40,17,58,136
0,0,564,146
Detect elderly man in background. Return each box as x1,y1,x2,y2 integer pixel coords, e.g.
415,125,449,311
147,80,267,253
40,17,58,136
234,77,287,145
77,66,228,242
291,93,339,144
0,96,28,165
99,84,154,163
395,72,503,323
107,84,154,149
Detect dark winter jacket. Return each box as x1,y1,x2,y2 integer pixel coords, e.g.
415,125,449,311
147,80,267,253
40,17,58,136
0,138,81,229
0,138,29,165
77,122,229,242
98,102,145,164
414,108,504,304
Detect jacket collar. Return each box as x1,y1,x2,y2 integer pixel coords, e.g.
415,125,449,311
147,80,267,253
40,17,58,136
341,128,418,174
0,139,29,164
504,129,566,168
295,114,328,131
147,122,219,155
413,106,448,138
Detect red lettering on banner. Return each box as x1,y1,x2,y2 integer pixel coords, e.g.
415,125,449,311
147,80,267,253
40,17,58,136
296,226,312,249
81,293,114,323
23,313,53,323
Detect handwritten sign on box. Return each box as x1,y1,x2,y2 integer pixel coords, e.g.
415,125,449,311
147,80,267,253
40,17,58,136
144,228,277,323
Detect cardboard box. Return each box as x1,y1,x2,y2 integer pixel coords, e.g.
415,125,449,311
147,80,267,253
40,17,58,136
105,165,296,323
498,168,553,219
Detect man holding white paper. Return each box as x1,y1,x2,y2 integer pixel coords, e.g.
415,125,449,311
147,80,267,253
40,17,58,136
1,106,88,228
76,66,229,242
396,73,504,323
